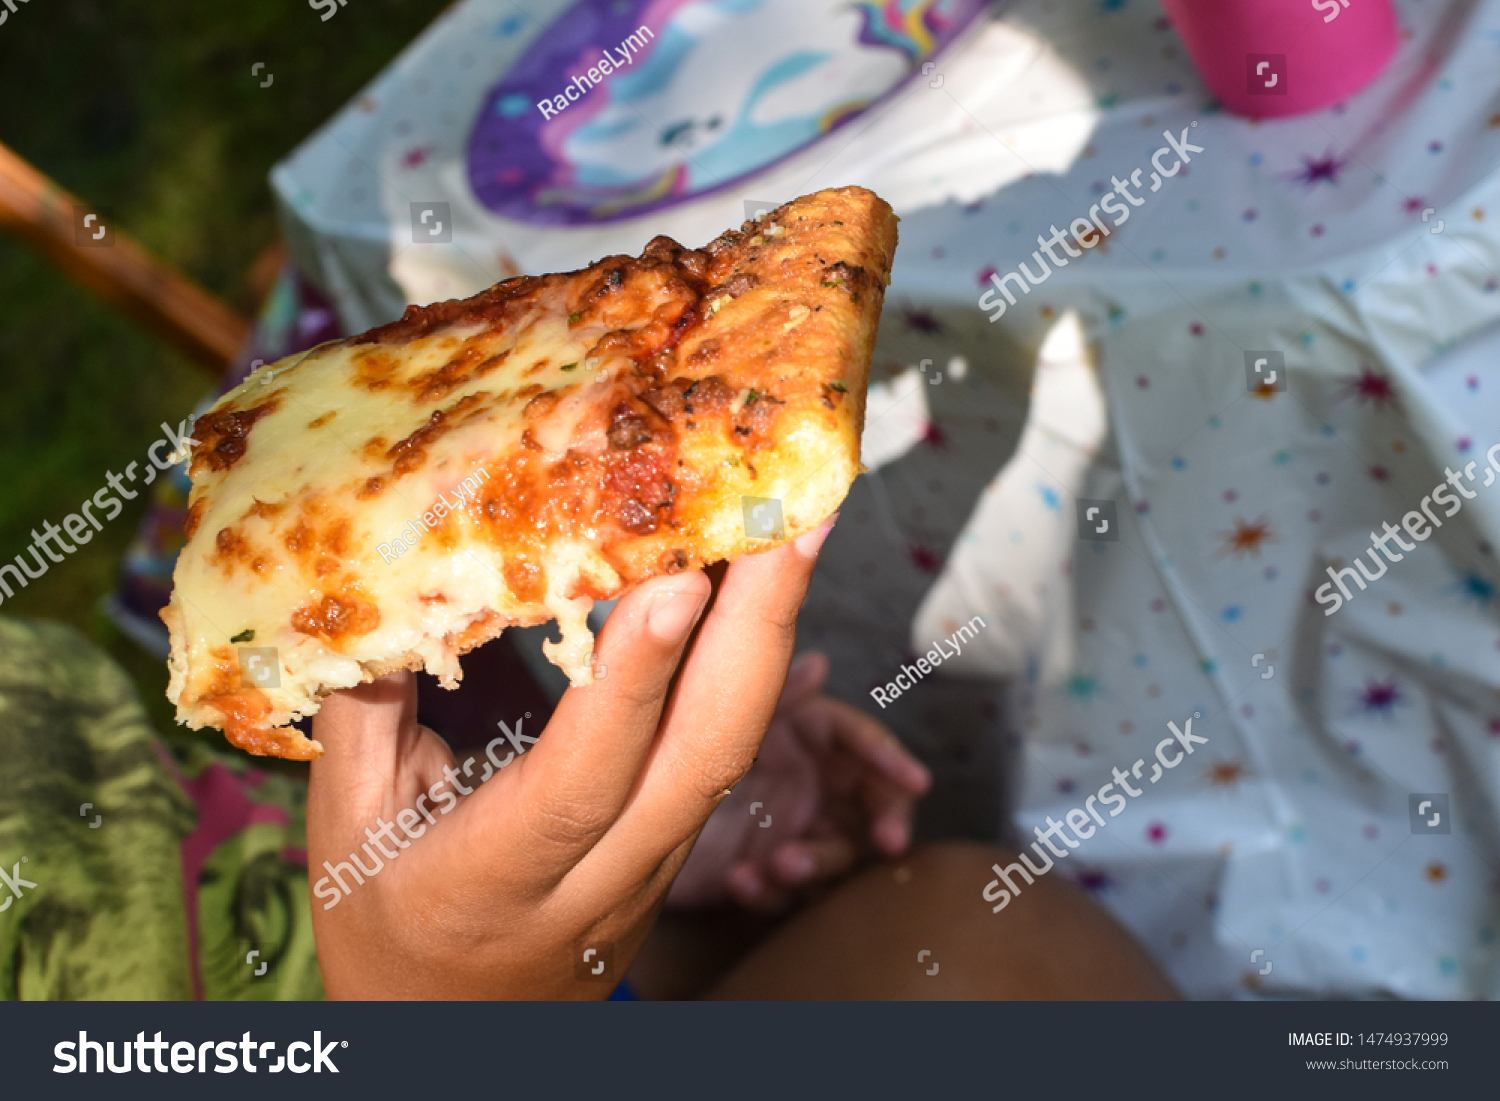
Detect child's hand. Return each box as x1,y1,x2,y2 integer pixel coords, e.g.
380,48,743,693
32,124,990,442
306,525,833,999
666,651,931,910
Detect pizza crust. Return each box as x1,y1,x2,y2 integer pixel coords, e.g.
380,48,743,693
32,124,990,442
163,186,898,758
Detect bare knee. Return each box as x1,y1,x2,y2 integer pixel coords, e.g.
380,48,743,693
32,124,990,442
863,842,1180,998
710,841,1178,999
899,840,1010,880
886,841,1042,912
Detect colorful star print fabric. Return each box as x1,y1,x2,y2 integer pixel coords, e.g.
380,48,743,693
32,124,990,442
269,0,1500,997
908,2,1500,998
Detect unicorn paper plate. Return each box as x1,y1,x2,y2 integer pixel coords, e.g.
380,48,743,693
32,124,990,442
466,0,989,224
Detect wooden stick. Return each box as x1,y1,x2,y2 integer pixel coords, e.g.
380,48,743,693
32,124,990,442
0,140,251,374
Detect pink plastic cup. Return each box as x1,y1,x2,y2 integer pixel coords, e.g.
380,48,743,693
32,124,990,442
1158,0,1399,119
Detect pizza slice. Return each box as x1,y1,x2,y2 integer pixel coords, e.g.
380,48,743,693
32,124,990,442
163,185,898,760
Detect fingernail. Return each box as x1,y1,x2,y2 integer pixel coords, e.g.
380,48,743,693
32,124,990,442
785,851,816,879
879,819,908,853
788,651,819,682
794,512,839,559
648,585,708,642
892,754,931,789
732,866,763,901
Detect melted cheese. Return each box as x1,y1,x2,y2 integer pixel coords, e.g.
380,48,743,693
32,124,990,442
166,285,621,738
164,185,897,757
528,358,624,456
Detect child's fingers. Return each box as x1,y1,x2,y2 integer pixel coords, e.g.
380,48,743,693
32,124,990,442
573,522,833,889
777,650,829,712
770,836,858,887
805,697,931,793
870,794,916,855
727,864,795,913
310,671,434,834
482,572,711,874
726,860,764,904
849,754,925,854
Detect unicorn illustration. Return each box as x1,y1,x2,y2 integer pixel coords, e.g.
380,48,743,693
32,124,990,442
469,0,984,222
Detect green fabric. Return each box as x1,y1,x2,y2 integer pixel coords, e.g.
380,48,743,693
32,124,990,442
0,617,322,1000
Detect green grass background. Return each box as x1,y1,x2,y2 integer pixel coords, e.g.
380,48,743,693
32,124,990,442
0,0,452,734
